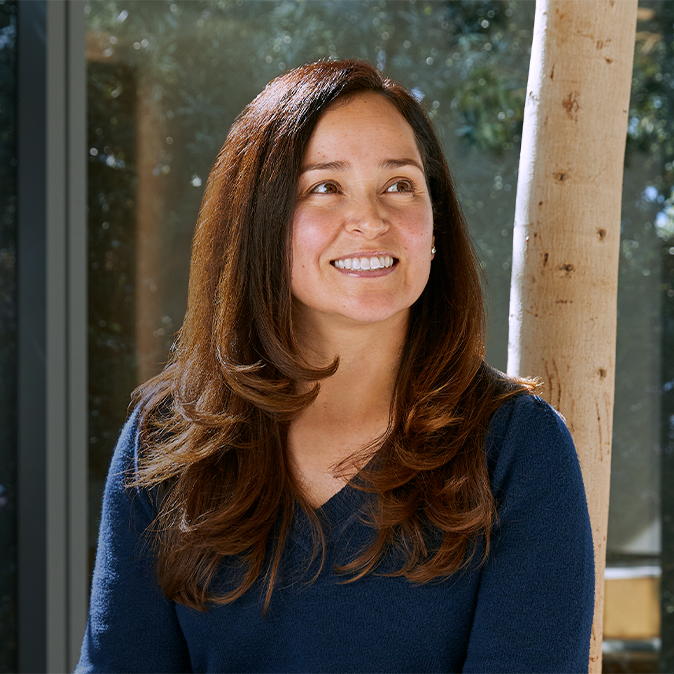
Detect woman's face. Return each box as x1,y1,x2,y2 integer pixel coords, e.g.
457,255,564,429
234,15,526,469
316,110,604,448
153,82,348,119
291,92,435,333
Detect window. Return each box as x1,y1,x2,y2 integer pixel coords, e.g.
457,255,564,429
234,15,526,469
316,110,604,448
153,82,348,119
84,2,668,668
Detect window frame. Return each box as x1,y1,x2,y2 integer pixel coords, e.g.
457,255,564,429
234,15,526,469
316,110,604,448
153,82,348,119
16,1,88,670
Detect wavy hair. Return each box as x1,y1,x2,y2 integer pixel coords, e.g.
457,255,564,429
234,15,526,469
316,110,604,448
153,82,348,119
132,59,533,612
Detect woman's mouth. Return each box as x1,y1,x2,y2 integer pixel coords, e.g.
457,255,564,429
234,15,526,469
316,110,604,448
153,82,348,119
331,255,397,271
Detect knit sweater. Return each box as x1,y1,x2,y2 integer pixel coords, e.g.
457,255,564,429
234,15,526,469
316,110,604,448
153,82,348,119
77,394,594,673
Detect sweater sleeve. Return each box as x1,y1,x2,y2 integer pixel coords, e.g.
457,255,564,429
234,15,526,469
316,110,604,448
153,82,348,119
462,396,595,674
76,410,192,673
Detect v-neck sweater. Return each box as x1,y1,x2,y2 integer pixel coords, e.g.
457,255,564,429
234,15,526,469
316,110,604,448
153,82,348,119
77,394,594,673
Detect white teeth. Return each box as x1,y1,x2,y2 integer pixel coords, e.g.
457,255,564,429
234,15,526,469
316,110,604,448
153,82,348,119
334,255,396,270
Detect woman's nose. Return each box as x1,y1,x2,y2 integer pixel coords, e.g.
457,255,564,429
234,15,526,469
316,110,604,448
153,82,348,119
343,195,389,237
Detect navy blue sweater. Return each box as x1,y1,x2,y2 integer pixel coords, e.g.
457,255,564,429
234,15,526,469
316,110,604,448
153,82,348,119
77,395,594,673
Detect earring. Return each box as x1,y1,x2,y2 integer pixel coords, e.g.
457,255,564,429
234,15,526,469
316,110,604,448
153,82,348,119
431,246,436,254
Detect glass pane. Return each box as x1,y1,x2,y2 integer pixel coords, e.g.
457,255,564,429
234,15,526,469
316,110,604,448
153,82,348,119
84,1,669,669
87,56,139,566
0,0,18,671
603,2,673,669
85,0,535,568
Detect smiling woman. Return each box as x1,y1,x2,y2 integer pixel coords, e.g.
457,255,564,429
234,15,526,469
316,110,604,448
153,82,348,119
77,60,594,673
292,93,434,333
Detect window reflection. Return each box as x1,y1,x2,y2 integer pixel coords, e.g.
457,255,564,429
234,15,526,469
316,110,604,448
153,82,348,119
85,0,537,541
85,1,670,669
87,57,138,562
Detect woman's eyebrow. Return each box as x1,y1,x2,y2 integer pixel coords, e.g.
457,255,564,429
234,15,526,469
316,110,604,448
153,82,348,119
381,158,425,172
300,160,348,174
301,158,424,174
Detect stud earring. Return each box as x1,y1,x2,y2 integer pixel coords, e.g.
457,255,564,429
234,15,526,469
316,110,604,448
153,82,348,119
431,246,436,254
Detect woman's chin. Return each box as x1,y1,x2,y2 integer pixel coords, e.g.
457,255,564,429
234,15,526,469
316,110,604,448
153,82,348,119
319,305,412,330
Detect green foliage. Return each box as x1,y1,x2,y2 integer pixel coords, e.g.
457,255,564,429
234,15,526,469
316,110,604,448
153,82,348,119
450,64,523,150
86,0,532,156
438,1,526,152
628,2,674,189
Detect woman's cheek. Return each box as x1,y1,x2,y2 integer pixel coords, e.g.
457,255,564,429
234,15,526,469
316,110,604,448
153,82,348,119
292,208,337,258
395,210,434,247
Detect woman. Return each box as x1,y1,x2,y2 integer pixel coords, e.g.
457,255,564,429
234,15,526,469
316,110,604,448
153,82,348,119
78,60,594,673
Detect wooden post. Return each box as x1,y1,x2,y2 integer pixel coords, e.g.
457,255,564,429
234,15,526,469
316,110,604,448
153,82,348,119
507,1,638,670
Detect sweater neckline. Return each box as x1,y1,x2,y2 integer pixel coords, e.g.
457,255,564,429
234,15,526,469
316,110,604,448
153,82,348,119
290,479,372,551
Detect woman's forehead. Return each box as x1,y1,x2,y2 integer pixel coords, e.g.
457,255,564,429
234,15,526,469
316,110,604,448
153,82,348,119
303,93,421,165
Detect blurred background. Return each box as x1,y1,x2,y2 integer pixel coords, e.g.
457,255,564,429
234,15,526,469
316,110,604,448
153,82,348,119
2,0,674,671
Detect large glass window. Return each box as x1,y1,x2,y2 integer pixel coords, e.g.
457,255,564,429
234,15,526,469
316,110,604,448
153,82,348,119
0,1,18,671
84,1,670,669
85,0,536,564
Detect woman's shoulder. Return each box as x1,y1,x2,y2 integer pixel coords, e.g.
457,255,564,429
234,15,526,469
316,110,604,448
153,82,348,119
108,405,144,476
103,405,158,524
110,391,174,474
484,393,583,500
487,393,571,445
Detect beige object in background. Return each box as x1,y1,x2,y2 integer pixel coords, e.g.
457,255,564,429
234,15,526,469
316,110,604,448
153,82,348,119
604,570,660,641
507,1,638,671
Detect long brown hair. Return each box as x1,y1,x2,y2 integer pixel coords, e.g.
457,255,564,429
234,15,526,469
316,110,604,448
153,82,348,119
133,59,532,611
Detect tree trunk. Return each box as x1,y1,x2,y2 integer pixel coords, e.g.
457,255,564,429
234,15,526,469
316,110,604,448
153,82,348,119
507,1,638,670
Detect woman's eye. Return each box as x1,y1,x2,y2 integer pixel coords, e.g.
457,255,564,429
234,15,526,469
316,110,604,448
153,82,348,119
386,180,414,193
311,182,339,194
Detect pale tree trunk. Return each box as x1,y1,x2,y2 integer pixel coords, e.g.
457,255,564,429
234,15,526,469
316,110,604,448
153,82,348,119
507,1,638,671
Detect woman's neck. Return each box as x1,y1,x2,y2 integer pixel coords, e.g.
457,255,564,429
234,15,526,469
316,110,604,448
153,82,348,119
295,309,408,420
287,310,408,506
